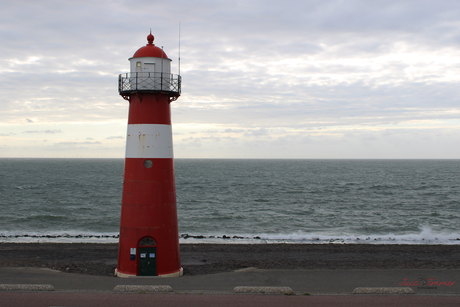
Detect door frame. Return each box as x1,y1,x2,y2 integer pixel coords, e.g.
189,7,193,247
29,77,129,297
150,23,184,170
137,236,158,276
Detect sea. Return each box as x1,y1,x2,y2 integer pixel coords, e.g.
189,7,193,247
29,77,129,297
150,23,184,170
0,158,459,245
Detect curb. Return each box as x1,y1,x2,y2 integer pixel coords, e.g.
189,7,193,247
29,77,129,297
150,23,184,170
233,286,294,295
353,287,415,294
115,268,183,278
233,267,257,273
113,285,173,293
0,284,55,291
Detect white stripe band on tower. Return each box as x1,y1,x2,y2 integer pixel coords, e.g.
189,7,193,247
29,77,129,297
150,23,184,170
125,124,174,158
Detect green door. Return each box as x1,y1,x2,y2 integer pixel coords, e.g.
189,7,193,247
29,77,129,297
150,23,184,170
139,247,157,276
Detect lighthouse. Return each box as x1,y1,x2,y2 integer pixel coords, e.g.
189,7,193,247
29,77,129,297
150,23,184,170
115,32,182,277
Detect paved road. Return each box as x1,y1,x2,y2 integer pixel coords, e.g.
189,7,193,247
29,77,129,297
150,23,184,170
1,292,460,307
1,267,459,294
1,267,459,306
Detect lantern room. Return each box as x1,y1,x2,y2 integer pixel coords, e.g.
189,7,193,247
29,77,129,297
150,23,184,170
118,32,181,98
129,32,171,75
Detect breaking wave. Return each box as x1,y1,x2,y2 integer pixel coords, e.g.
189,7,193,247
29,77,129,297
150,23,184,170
2,226,460,244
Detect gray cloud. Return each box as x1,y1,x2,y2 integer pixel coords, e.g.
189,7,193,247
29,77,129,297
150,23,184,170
3,0,460,127
107,136,124,139
200,136,221,142
22,129,63,134
224,129,246,133
244,128,270,137
53,141,101,146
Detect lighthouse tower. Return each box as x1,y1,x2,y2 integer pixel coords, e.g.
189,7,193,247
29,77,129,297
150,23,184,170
115,32,182,277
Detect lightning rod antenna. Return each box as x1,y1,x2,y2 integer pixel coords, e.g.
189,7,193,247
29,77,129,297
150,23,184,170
178,22,181,76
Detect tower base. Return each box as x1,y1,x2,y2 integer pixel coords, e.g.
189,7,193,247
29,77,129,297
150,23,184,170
114,267,183,278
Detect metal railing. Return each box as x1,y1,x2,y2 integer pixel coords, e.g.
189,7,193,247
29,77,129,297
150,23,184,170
118,72,181,96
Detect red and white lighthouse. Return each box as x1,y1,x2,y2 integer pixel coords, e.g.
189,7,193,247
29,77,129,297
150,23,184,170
115,32,182,277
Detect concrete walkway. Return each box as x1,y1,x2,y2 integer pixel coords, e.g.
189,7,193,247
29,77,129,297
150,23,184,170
0,267,459,294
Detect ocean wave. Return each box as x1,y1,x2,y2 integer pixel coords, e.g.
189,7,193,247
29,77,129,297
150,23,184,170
0,231,120,243
3,226,459,244
179,226,460,244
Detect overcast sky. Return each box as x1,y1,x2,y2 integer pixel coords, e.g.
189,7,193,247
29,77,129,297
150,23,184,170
1,0,460,158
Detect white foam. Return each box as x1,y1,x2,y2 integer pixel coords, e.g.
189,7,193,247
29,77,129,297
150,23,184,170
2,226,460,244
251,226,460,244
179,226,460,244
0,230,119,243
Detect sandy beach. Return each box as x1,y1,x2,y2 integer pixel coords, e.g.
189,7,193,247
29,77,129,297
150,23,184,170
0,243,459,276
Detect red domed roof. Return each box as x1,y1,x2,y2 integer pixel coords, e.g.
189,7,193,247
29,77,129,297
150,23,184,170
131,32,169,59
